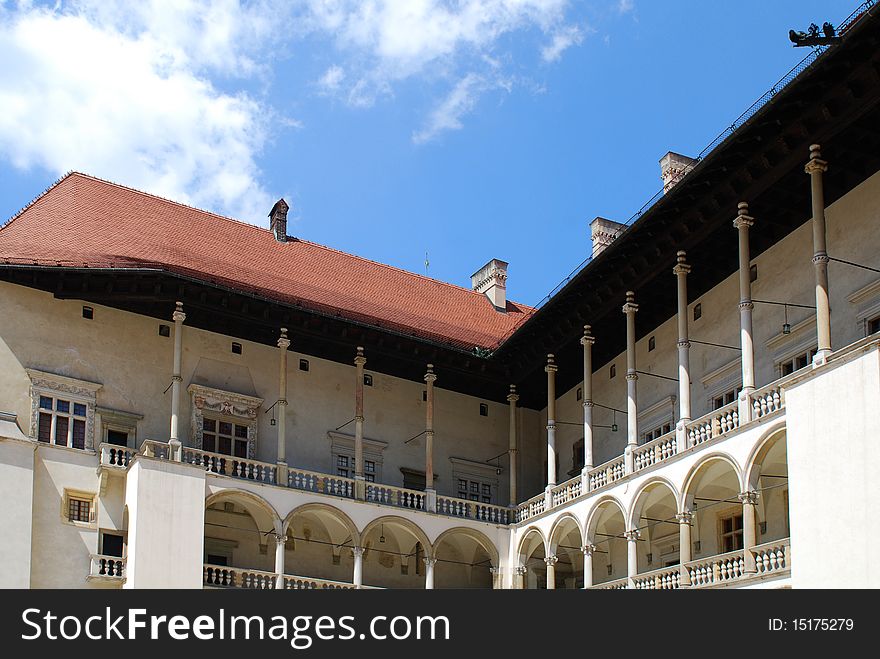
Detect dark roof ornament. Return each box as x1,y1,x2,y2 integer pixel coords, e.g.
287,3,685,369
789,22,840,47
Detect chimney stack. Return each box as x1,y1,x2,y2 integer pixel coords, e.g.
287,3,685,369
269,198,289,242
660,151,698,194
471,259,509,311
590,216,626,257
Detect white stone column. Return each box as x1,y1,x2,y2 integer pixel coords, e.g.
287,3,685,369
580,326,595,480
545,354,558,508
806,144,832,362
544,555,558,590
276,328,290,483
739,491,759,574
424,557,437,589
169,301,186,461
582,544,596,589
734,203,756,422
624,529,640,587
674,252,692,453
507,384,519,506
424,364,437,513
354,347,367,500
352,546,364,589
274,533,286,589
676,511,693,586
515,565,527,590
623,292,639,473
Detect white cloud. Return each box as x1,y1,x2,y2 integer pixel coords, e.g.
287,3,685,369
318,65,346,93
618,0,634,14
541,24,584,62
0,2,275,222
301,0,582,131
412,73,492,144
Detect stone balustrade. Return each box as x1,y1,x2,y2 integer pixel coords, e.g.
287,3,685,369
752,384,784,419
587,455,626,491
366,483,425,510
631,565,681,590
283,576,357,590
591,577,629,590
752,538,790,575
687,400,740,448
288,468,355,499
89,554,126,580
515,493,546,522
686,550,746,587
436,496,511,524
99,443,134,468
203,564,277,589
550,477,582,507
181,447,277,484
632,431,677,472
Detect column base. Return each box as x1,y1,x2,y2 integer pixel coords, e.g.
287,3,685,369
580,466,592,493
813,349,832,367
675,420,689,453
168,438,182,462
738,389,755,424
275,461,288,486
424,488,437,513
354,475,366,501
624,445,635,474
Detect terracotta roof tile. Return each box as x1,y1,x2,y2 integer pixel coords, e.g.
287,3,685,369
0,173,533,350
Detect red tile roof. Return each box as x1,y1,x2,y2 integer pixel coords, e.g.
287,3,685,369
0,173,533,350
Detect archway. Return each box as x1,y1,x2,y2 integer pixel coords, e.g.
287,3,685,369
682,455,743,561
282,503,360,586
585,498,627,586
517,527,547,589
433,528,498,589
548,515,584,588
745,429,789,544
629,480,680,573
360,516,432,589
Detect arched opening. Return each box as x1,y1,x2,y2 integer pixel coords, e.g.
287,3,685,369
433,528,498,589
586,499,627,587
549,515,584,588
630,480,680,574
203,491,280,588
517,528,547,589
683,456,743,562
746,430,789,544
282,504,360,587
360,517,432,589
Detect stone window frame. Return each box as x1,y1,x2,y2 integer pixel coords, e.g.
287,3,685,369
637,395,676,444
187,383,263,460
847,278,880,337
328,431,387,482
450,456,500,505
96,406,143,449
27,369,101,451
700,358,742,416
62,488,97,528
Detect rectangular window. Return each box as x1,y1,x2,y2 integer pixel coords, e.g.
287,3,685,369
36,395,88,448
363,374,373,387
68,497,91,523
693,303,702,321
648,336,656,351
458,478,492,504
299,359,309,372
712,387,742,410
869,317,880,335
106,429,129,447
779,348,817,377
641,422,673,444
720,513,744,553
610,364,616,379
203,417,248,457
364,460,376,483
479,403,488,417
101,532,125,557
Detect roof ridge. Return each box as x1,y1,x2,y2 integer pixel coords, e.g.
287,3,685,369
17,171,534,311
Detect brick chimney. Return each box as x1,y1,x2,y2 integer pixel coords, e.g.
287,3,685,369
660,151,698,193
471,259,508,311
269,198,289,242
590,217,626,257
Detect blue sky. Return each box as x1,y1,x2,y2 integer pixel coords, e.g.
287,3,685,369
0,0,856,306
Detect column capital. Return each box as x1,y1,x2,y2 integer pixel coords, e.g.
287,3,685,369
544,555,558,566
489,566,501,575
812,253,829,265
581,543,597,556
623,529,641,542
738,491,760,506
545,354,558,373
423,557,438,568
351,546,365,558
676,511,694,525
273,533,287,545
583,400,594,409
277,327,291,350
580,325,596,346
805,144,828,174
172,301,186,323
424,363,437,384
672,250,691,276
622,291,639,315
514,566,528,576
354,345,366,367
507,384,519,403
733,202,754,230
